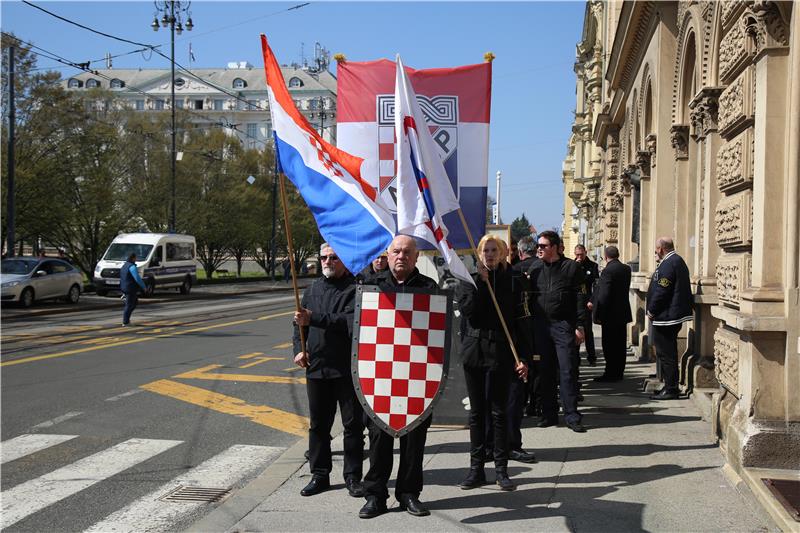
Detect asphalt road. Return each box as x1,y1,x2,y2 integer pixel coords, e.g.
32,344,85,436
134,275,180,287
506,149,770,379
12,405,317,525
1,293,307,532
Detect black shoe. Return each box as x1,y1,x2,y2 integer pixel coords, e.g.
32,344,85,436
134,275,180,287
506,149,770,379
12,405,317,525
566,420,587,433
345,477,365,498
536,417,557,428
650,389,680,400
300,475,329,496
509,449,537,464
495,470,516,491
398,493,430,517
358,496,387,519
459,468,487,490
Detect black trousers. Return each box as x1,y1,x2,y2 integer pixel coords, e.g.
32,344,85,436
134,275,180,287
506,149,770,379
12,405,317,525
582,315,596,360
306,376,364,480
535,318,581,424
507,373,527,451
363,414,431,501
464,364,510,470
651,323,682,392
601,322,628,379
122,290,138,325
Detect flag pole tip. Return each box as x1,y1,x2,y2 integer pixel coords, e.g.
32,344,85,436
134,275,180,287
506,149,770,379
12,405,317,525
334,53,347,64
484,51,495,63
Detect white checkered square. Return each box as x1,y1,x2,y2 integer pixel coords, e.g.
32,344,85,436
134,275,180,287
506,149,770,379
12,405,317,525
379,126,395,144
428,329,445,348
376,411,391,425
394,327,411,345
410,345,428,363
408,379,426,398
361,291,379,309
426,364,442,381
411,310,429,329
358,361,375,379
390,396,408,415
430,295,447,313
373,378,392,396
394,293,414,311
359,326,377,344
377,309,395,327
375,344,394,361
392,361,410,380
379,159,395,177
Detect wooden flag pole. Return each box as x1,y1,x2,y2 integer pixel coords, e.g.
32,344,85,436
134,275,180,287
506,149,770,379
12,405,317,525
457,208,522,367
278,172,307,356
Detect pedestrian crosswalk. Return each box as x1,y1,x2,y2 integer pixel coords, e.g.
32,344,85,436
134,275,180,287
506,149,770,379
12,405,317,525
0,433,285,532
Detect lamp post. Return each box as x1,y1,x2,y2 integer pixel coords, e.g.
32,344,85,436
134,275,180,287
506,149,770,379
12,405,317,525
150,1,193,233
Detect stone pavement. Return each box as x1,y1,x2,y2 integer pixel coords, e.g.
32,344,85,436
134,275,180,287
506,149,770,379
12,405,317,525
193,354,776,533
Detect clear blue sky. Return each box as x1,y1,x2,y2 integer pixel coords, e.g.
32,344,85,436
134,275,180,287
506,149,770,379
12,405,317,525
2,1,585,232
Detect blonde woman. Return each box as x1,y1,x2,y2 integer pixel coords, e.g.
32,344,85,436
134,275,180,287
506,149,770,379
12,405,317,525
456,234,529,491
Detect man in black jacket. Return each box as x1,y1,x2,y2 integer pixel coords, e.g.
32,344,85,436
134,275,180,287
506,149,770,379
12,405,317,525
574,245,599,365
646,237,693,400
293,243,365,499
528,231,587,433
359,235,438,519
591,246,632,381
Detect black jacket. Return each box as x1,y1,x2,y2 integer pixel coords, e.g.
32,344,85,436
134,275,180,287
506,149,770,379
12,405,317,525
592,259,632,325
646,251,693,326
365,267,438,291
527,256,587,324
576,258,599,297
293,274,356,379
457,267,531,369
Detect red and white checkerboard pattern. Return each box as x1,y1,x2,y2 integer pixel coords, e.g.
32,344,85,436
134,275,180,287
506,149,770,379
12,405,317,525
357,291,448,432
309,136,343,178
377,126,397,192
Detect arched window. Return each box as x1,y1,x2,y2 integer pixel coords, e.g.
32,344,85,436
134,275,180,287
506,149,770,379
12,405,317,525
85,79,100,88
110,78,125,89
233,78,247,89
288,77,303,88
67,78,83,89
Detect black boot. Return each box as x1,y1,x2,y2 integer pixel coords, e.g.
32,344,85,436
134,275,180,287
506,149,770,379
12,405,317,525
495,468,515,491
459,468,487,490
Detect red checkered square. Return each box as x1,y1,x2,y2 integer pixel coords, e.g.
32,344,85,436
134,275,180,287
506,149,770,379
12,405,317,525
361,308,378,327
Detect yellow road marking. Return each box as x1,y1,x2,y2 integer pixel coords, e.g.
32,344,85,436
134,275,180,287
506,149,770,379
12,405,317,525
1,311,294,367
140,379,309,437
237,352,265,359
283,366,303,373
272,342,293,349
238,355,284,369
174,364,305,384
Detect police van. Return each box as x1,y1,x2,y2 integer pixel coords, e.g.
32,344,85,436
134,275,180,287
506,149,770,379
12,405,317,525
93,233,197,297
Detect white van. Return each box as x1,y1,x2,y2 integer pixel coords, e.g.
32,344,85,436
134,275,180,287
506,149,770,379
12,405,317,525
93,233,197,297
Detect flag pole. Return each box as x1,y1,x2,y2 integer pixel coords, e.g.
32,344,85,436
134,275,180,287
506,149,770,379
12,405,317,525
457,208,522,368
278,172,307,356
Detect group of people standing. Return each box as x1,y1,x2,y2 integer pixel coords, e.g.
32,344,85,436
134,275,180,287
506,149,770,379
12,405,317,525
292,230,692,518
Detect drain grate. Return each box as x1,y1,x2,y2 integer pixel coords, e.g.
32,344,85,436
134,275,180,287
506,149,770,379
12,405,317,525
762,479,800,522
159,485,231,503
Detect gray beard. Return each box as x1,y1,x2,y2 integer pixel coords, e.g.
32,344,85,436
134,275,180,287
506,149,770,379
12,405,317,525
322,266,336,278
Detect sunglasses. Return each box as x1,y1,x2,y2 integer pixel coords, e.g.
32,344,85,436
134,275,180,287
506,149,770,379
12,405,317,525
320,255,339,262
536,243,552,249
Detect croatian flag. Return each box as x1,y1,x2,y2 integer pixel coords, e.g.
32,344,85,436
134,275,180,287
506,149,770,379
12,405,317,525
260,35,395,274
394,56,474,286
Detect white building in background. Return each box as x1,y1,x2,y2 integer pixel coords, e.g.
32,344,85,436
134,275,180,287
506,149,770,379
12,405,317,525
62,59,338,146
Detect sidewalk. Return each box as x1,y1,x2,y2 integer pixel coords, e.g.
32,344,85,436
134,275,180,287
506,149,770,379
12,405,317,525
194,356,775,533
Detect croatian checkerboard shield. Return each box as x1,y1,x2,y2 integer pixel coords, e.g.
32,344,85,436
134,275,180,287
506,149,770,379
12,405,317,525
352,286,453,438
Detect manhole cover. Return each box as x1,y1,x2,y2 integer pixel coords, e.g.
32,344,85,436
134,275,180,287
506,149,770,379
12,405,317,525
762,478,800,522
160,485,231,503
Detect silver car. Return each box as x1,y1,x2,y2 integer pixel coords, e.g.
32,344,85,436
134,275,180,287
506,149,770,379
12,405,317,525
1,257,83,307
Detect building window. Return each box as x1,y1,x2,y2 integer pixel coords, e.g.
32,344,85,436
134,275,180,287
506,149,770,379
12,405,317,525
288,77,303,88
194,99,204,110
247,99,258,110
85,79,100,88
174,78,186,88
67,78,83,88
233,78,246,89
293,99,303,110
246,123,258,140
309,99,319,110
213,99,224,111
110,78,125,89
175,100,184,109
154,99,165,110
135,100,145,110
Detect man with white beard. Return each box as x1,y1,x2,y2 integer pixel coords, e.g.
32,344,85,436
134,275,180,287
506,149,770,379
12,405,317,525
293,243,365,498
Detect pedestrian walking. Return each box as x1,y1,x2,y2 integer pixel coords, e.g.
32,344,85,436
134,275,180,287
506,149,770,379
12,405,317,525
457,235,530,492
293,243,365,499
528,230,588,433
282,258,291,283
120,253,146,326
573,244,599,366
647,237,693,400
591,246,632,381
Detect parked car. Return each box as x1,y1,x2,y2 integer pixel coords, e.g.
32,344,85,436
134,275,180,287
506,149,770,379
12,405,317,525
1,257,83,307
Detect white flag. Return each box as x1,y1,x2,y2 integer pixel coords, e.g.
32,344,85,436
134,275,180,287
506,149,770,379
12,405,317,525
394,55,474,286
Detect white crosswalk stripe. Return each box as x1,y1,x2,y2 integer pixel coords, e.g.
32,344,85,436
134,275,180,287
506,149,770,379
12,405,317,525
1,433,78,464
1,437,182,530
86,444,284,533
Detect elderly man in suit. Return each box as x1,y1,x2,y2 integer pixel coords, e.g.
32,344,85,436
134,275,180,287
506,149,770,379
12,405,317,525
591,246,632,382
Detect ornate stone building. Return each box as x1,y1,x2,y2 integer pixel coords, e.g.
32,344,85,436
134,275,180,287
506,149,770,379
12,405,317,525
565,1,799,527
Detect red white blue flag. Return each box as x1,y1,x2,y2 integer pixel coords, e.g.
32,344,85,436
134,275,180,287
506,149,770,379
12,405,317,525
394,56,474,286
337,58,491,250
260,36,395,274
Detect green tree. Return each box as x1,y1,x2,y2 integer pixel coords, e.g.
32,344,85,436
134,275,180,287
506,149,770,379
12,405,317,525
510,213,533,241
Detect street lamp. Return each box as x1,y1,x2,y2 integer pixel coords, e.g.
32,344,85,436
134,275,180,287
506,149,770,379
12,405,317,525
150,1,193,233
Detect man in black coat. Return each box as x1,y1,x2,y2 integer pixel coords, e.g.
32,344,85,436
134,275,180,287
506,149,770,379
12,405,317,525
359,235,438,519
293,243,365,499
646,237,693,400
573,245,599,365
591,246,632,381
528,231,587,433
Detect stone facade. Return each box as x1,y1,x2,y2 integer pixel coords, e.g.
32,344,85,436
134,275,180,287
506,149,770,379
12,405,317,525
565,1,800,523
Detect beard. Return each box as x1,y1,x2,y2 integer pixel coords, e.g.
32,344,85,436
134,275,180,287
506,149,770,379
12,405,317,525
322,265,336,278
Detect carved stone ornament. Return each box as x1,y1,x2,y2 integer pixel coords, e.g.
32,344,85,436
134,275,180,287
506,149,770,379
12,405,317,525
742,1,790,56
716,253,751,308
714,325,740,396
719,19,754,84
670,124,690,160
716,129,754,192
688,87,724,140
721,0,748,31
718,68,755,139
607,212,619,227
635,151,651,177
715,191,754,248
645,134,657,167
607,228,619,243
